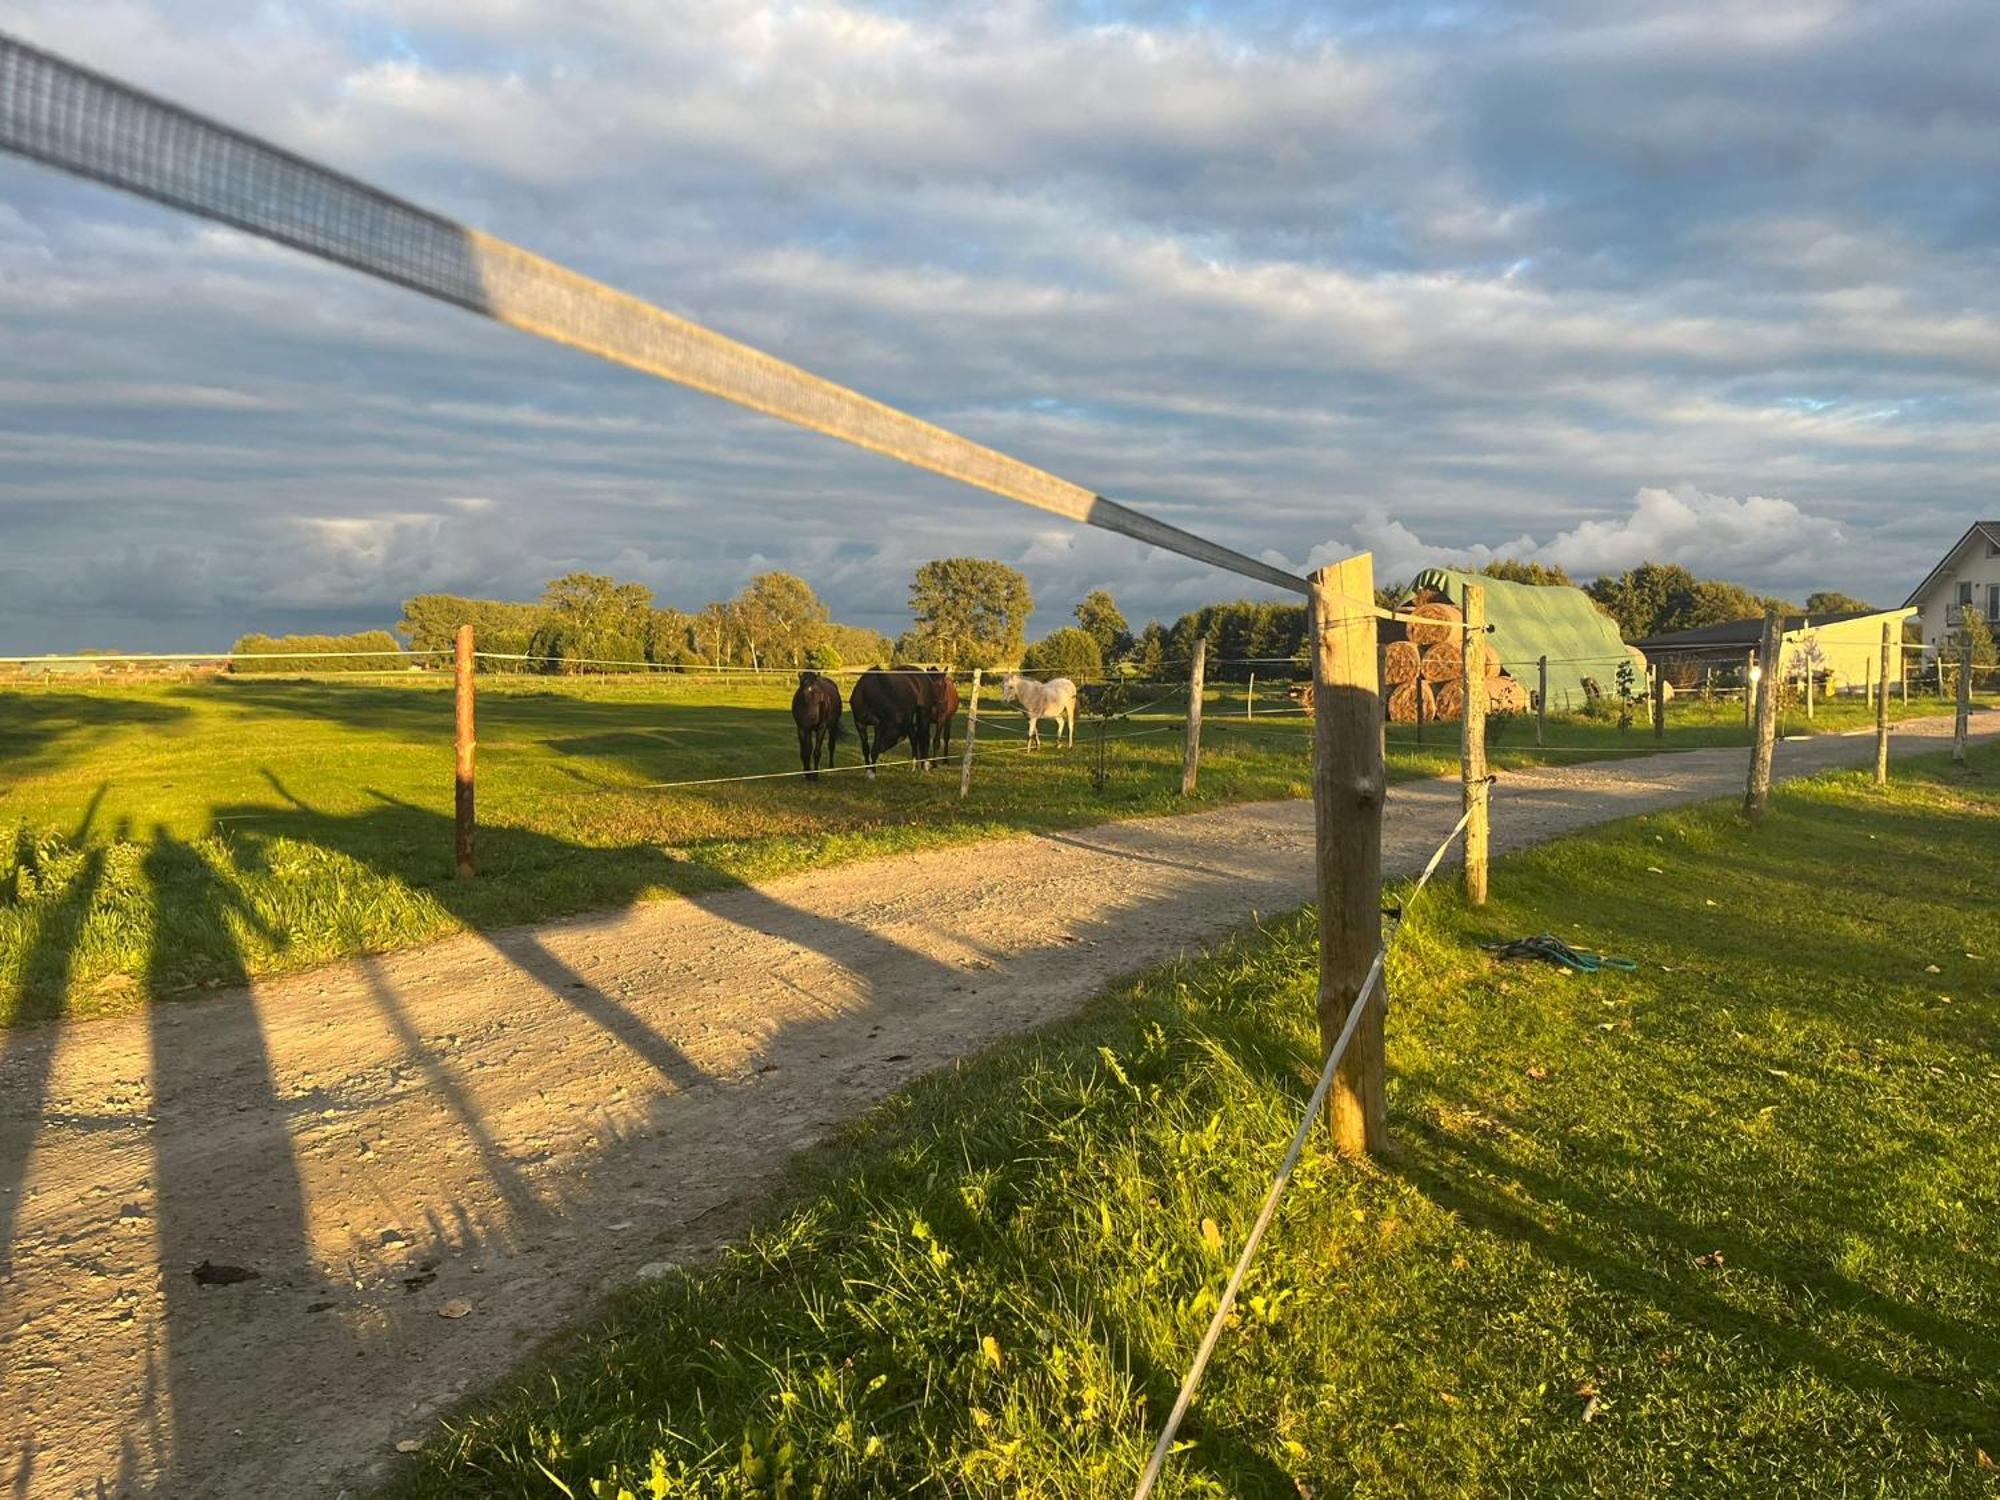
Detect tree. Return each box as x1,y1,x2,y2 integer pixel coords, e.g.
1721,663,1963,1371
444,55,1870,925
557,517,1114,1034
397,593,546,669
906,558,1033,668
1021,627,1103,682
529,572,654,672
231,630,405,673
1131,621,1170,680
825,621,895,668
804,642,842,672
1073,589,1132,660
1481,559,1574,587
646,608,700,667
1955,605,1998,666
731,572,830,668
1587,563,1703,638
1803,590,1875,617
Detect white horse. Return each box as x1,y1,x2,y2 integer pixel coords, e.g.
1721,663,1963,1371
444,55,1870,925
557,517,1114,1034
1000,673,1077,749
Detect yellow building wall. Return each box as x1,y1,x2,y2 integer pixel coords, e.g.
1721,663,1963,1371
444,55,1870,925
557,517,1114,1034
1780,612,1915,694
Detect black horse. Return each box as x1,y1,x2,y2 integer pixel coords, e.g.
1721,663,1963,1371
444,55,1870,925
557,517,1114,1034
849,666,929,777
790,671,843,780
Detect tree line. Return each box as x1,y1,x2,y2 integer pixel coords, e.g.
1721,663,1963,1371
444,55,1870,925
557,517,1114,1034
226,554,1905,681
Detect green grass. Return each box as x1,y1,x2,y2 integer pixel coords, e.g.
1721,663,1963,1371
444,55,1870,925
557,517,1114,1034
0,672,1975,1027
384,746,2000,1498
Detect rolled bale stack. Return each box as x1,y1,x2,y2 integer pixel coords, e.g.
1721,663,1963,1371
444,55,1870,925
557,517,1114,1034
1433,679,1464,719
1383,638,1422,686
1387,678,1437,723
1487,673,1529,713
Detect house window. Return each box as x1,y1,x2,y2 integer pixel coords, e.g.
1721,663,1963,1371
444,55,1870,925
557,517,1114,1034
1989,584,2000,619
1958,581,1975,606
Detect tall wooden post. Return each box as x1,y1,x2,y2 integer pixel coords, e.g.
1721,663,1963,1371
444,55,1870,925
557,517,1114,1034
1246,670,1256,719
1651,663,1666,741
1804,653,1814,720
1461,583,1489,907
1743,613,1781,823
1899,640,1908,704
1536,654,1547,746
958,668,981,799
1874,622,1892,785
1937,654,1947,700
1181,638,1207,796
454,623,476,879
1309,555,1385,1155
1744,649,1756,729
1955,637,1972,764
1864,652,1874,712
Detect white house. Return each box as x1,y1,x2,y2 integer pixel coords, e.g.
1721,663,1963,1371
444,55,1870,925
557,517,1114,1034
1905,521,2000,658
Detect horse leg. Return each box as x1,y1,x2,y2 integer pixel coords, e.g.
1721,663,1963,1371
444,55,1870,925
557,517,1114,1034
861,722,877,780
798,723,815,780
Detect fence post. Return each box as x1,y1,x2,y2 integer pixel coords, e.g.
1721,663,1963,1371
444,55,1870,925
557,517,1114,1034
1461,583,1489,906
1864,652,1874,712
1744,649,1755,729
1536,654,1547,746
1955,637,1972,764
1181,638,1207,796
958,667,981,799
1937,654,1947,700
1874,622,1892,785
1899,640,1908,705
1308,554,1385,1155
1805,652,1814,720
1246,670,1255,719
454,623,476,879
1652,662,1666,741
1743,612,1781,822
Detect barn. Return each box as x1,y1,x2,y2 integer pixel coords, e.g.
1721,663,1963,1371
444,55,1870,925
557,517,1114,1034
1402,568,1634,713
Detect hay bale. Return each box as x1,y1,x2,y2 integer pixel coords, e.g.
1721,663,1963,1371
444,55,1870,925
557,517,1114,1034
1383,639,1422,685
1387,678,1437,723
1433,679,1464,720
1487,673,1529,713
1420,640,1462,682
1405,600,1463,647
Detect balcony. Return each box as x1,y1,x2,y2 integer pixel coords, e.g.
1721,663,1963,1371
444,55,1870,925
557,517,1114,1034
1945,603,2000,629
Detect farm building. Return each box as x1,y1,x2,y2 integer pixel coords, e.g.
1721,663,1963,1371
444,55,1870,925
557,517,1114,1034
1397,568,1633,716
1631,608,1916,695
1903,520,2000,659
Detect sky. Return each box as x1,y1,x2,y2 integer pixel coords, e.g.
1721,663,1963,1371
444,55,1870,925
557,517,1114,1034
2,0,1997,651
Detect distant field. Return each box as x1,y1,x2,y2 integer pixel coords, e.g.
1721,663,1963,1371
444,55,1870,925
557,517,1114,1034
0,671,1974,1025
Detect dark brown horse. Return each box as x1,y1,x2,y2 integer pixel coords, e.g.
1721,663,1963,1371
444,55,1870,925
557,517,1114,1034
920,668,960,767
790,671,843,780
849,667,929,777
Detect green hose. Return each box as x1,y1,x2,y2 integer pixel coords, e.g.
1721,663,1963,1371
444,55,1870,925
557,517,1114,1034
1483,934,1638,972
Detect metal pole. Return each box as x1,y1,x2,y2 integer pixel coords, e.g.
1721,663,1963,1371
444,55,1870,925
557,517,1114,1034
1536,654,1547,746
958,667,981,799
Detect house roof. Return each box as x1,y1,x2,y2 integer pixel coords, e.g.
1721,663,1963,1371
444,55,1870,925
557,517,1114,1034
1631,607,1912,652
1904,521,2000,608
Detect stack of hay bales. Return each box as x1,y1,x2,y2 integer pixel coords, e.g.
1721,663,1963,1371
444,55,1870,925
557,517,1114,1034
1382,593,1531,721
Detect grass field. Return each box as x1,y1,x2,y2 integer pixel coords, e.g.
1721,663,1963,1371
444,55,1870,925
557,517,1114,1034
385,746,2000,1497
0,670,1974,1027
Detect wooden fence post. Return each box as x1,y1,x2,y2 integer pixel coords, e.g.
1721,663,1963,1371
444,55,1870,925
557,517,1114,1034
1246,670,1255,719
1744,649,1755,729
1937,654,1947,700
1864,652,1874,713
1461,583,1489,906
958,667,981,799
1743,612,1781,822
1536,654,1547,746
1955,637,1972,764
1181,638,1207,796
1309,554,1385,1155
1652,662,1666,741
1874,622,1892,785
1804,652,1814,720
454,623,476,879
1899,640,1908,704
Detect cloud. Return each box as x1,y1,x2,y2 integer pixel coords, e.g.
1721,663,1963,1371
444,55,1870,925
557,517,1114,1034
2,0,1998,649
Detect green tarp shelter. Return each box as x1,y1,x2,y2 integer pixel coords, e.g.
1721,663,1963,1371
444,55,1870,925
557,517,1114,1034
1409,569,1633,709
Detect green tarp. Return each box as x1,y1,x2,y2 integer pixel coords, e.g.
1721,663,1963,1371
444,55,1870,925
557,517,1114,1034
1409,569,1633,708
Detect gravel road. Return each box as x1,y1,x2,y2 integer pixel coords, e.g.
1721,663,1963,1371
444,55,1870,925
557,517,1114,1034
1,712,1990,1498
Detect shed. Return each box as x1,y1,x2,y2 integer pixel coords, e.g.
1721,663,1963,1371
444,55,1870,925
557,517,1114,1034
1406,568,1631,709
1631,609,1916,694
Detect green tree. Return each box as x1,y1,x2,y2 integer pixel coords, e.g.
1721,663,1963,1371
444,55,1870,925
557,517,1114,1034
646,608,699,667
1803,591,1876,616
1955,606,1998,666
397,594,546,669
529,572,655,672
1020,627,1104,682
1586,563,1703,638
906,558,1033,668
803,642,842,672
1131,621,1170,680
825,621,895,668
1481,559,1574,587
1073,589,1132,660
230,630,406,673
731,572,830,668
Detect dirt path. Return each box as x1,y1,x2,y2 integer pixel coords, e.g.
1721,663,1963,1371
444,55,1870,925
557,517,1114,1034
2,713,1991,1498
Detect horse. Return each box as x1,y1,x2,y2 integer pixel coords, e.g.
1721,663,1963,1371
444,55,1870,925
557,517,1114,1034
1286,680,1315,716
849,666,930,777
790,671,842,780
920,667,960,767
999,673,1076,749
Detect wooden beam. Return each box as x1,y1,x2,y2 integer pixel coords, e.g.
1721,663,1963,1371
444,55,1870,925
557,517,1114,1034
1460,582,1489,907
454,623,476,879
1743,613,1781,822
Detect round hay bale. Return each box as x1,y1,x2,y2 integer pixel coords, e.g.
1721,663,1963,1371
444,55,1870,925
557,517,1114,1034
1420,640,1462,682
1387,678,1437,723
1383,639,1422,685
1433,679,1465,720
1406,600,1463,647
1487,673,1529,713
